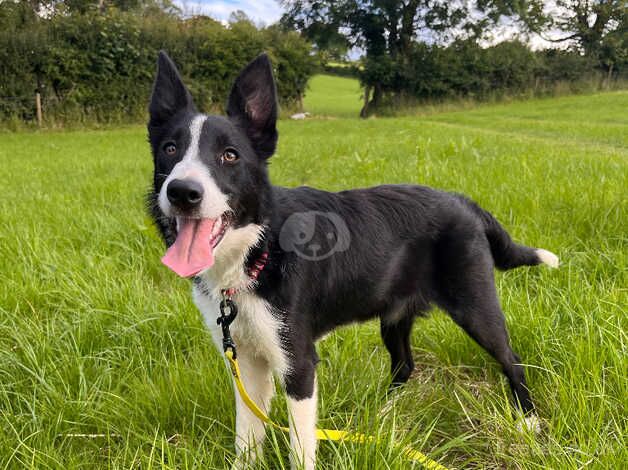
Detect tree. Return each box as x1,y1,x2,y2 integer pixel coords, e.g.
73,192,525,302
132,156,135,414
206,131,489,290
537,1,626,59
281,1,546,115
279,2,350,61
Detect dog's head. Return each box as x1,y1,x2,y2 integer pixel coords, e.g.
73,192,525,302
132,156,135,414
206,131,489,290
147,51,277,278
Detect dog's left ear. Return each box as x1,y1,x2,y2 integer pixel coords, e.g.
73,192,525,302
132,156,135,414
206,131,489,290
227,53,278,159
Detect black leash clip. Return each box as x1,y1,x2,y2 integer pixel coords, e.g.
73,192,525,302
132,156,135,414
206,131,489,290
217,291,238,358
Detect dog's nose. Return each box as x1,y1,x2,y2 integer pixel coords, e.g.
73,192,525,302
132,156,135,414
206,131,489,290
166,179,204,210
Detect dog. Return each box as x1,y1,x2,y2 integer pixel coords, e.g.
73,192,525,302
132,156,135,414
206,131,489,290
147,51,558,469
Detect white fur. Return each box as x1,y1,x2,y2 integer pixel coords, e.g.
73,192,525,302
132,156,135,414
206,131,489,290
535,248,559,268
194,286,289,377
191,219,287,373
188,203,292,466
199,223,265,296
158,114,230,219
287,381,318,470
232,352,275,466
516,414,541,434
193,285,290,467
178,156,307,467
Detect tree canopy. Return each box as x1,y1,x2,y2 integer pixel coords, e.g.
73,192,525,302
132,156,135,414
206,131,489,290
535,1,627,73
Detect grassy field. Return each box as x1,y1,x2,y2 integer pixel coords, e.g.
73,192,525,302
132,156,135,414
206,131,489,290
303,74,364,118
0,76,626,469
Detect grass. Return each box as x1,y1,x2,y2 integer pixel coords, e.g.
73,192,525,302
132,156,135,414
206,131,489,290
0,75,626,469
303,74,364,118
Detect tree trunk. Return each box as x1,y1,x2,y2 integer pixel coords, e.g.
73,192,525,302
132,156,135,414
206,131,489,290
297,92,304,112
360,83,382,118
606,63,614,89
360,85,371,118
371,83,382,108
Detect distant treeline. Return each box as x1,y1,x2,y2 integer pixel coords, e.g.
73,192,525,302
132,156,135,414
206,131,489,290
0,6,316,125
357,39,625,114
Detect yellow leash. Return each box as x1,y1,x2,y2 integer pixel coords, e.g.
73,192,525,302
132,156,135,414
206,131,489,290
225,348,448,469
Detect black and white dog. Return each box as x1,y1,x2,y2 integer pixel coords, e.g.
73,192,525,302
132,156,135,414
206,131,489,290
147,52,558,468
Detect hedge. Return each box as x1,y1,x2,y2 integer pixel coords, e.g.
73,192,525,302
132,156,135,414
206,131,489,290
360,39,624,109
0,8,317,125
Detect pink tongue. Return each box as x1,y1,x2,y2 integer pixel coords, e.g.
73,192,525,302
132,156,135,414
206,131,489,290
161,218,217,278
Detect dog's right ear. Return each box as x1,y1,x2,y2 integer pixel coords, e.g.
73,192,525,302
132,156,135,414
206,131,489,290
149,51,195,127
226,53,278,159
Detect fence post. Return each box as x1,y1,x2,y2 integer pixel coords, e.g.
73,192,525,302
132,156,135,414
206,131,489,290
36,92,43,128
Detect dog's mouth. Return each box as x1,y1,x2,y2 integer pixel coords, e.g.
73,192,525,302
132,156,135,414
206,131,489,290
161,214,231,278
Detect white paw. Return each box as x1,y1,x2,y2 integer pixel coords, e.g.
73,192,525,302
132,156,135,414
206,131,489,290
516,414,541,434
536,248,559,268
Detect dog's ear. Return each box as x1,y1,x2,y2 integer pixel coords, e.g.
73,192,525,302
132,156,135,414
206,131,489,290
226,53,278,159
149,51,195,127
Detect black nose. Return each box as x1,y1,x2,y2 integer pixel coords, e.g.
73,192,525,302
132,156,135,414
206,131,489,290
166,179,204,210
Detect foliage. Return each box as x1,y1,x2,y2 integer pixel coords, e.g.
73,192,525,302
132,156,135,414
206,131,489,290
532,0,627,59
0,4,316,125
363,40,609,104
353,38,623,115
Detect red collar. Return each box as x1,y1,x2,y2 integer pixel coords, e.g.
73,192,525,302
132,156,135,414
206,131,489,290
222,250,269,298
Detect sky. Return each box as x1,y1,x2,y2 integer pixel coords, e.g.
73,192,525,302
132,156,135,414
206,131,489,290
173,0,284,25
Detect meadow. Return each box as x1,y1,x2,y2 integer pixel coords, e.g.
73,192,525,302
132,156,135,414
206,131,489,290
0,76,626,469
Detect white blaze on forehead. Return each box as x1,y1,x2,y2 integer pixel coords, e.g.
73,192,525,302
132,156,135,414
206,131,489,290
158,114,230,218
182,114,207,164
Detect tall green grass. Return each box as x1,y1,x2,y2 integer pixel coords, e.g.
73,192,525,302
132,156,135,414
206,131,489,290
0,80,626,468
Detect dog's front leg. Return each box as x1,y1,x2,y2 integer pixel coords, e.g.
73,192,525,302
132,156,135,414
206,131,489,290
285,362,318,470
232,350,275,467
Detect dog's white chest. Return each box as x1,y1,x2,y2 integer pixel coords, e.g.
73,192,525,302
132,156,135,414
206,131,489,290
193,286,288,375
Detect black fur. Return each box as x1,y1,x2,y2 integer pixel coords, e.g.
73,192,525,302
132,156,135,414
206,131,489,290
148,51,549,415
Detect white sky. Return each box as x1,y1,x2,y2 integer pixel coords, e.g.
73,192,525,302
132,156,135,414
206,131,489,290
173,0,284,25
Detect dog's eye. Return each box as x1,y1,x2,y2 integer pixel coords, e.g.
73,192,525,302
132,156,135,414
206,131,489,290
221,148,239,164
163,142,177,156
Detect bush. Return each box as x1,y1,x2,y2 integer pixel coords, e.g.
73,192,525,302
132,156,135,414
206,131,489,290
0,7,316,126
359,39,625,113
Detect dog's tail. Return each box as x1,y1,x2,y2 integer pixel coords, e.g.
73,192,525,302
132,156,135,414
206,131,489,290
468,201,559,271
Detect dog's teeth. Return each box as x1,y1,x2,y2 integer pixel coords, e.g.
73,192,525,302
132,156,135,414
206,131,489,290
211,218,221,237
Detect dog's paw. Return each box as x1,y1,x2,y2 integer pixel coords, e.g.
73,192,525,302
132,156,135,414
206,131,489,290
515,414,542,434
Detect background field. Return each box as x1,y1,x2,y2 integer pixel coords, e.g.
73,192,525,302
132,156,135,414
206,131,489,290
1,76,626,469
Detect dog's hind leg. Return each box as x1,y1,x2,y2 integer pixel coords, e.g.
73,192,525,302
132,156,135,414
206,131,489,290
437,261,535,416
452,299,534,415
232,351,275,467
380,313,415,388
